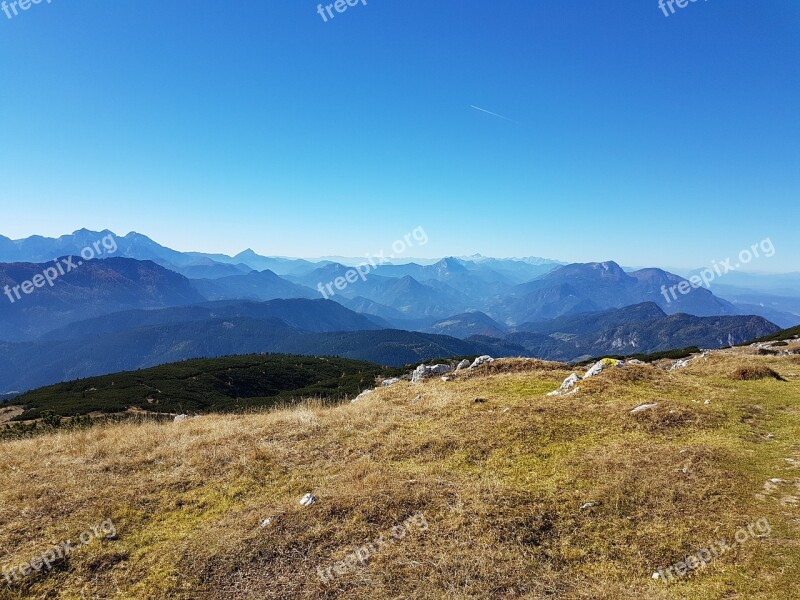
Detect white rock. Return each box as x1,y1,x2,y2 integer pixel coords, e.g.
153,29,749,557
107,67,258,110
174,414,189,423
670,359,691,370
381,378,401,387
411,364,452,383
584,360,609,378
469,355,495,369
630,403,659,414
352,389,373,403
628,359,645,365
455,359,471,371
579,501,600,510
260,517,274,528
546,373,583,396
300,493,317,507
547,386,581,398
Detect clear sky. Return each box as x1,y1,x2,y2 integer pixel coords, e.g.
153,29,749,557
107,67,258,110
0,0,798,271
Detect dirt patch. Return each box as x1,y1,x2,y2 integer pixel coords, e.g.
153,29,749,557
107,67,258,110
0,405,24,425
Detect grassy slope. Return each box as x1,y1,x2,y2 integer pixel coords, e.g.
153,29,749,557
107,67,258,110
0,351,799,599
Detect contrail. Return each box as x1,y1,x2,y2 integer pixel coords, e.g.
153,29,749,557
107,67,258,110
469,105,514,122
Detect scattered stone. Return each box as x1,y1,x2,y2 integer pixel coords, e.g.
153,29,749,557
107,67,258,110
770,478,788,484
753,342,786,350
174,414,189,423
580,501,600,510
352,389,373,403
412,364,452,383
547,373,582,396
469,355,495,369
441,376,451,382
584,361,607,378
412,394,422,404
765,433,775,440
381,378,401,387
474,398,488,404
630,403,659,414
628,359,645,365
704,399,711,405
670,359,691,370
260,517,274,528
455,359,471,371
584,358,622,378
300,493,317,507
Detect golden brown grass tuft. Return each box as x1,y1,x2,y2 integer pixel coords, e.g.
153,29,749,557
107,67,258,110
461,357,565,377
626,403,711,434
730,365,785,381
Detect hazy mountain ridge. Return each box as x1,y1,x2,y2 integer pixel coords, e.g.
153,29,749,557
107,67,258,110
499,303,777,360
0,230,790,392
493,261,739,323
3,229,796,327
0,257,205,341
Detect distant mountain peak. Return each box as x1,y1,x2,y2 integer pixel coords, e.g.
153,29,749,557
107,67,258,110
432,257,469,274
546,261,628,281
234,248,261,259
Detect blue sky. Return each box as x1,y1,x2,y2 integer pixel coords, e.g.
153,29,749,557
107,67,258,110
0,0,798,271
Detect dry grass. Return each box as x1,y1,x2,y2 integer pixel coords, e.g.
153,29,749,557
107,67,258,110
1,352,799,599
731,365,785,381
465,358,566,376
0,406,23,425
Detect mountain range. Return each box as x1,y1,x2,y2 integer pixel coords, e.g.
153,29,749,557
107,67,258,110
0,229,794,393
